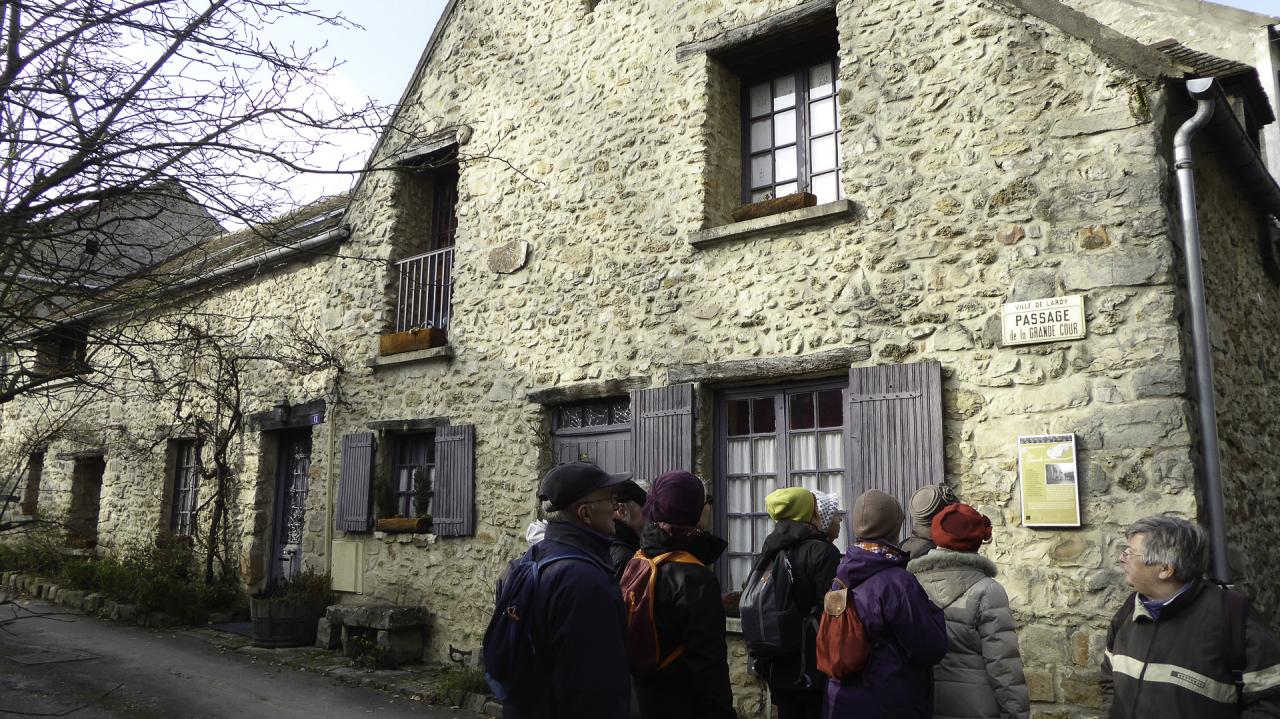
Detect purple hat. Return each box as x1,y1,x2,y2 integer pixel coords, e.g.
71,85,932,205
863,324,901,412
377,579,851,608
538,462,631,511
644,470,705,527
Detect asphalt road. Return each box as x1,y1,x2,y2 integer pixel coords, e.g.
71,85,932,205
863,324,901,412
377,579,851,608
0,599,483,718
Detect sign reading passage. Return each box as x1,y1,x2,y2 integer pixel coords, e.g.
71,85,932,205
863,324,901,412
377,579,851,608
1017,434,1081,528
1002,295,1086,346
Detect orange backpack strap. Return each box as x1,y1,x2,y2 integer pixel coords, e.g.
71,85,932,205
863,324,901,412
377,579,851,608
645,550,704,671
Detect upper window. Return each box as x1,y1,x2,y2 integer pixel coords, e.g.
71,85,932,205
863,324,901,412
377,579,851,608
171,440,201,536
717,381,850,590
391,432,435,518
743,58,842,205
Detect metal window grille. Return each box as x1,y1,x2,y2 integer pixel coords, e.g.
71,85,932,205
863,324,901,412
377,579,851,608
743,57,842,205
393,245,454,333
171,441,201,536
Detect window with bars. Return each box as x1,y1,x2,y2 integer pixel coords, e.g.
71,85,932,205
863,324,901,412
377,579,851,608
554,398,632,431
392,432,435,518
743,58,842,205
717,382,850,590
170,440,201,537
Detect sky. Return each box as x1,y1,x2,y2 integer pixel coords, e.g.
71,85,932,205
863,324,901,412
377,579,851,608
262,0,1280,201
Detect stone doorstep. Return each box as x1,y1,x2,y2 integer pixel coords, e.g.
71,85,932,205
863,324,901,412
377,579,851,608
326,604,428,630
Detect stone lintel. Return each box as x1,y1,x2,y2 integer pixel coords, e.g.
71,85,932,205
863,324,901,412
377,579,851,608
688,200,855,248
54,449,106,460
526,376,651,405
367,417,450,432
366,345,454,370
676,0,836,63
667,345,872,385
250,397,327,431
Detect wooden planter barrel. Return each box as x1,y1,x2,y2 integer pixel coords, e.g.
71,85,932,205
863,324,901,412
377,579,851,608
249,596,328,648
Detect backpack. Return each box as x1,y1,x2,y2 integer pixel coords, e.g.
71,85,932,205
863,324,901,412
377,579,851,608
740,549,804,658
482,546,593,701
620,549,704,674
816,577,871,680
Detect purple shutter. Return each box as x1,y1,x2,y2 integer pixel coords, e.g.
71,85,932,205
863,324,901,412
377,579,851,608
630,384,696,484
846,361,944,533
336,432,375,532
433,424,475,537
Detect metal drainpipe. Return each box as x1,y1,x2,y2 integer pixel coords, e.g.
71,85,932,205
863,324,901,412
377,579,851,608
1173,77,1231,585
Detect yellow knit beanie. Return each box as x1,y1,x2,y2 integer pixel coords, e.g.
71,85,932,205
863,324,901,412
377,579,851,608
765,487,816,523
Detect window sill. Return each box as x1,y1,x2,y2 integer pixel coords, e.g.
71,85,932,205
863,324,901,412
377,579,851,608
366,345,454,370
689,199,854,248
373,530,437,547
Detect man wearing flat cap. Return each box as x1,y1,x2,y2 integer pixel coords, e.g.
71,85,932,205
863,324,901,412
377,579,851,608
609,478,648,579
502,461,632,718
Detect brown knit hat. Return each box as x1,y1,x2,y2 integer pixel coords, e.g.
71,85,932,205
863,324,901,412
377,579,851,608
852,489,904,542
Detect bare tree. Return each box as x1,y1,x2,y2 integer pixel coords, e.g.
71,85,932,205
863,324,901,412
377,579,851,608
0,0,386,402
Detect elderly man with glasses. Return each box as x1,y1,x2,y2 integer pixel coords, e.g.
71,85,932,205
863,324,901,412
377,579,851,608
1100,515,1280,718
497,461,633,719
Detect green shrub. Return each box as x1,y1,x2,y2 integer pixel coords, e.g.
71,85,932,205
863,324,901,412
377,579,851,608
348,635,397,670
438,667,489,704
0,520,67,575
256,568,331,602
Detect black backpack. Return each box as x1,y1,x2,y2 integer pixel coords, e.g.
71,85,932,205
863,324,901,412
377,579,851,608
482,546,592,702
739,548,803,657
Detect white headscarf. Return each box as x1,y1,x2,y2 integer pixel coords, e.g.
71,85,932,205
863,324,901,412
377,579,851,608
525,519,547,545
812,490,843,533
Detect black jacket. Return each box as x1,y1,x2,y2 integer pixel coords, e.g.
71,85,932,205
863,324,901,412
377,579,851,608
900,533,936,561
610,520,641,580
505,521,630,719
751,520,841,693
632,524,735,719
1100,579,1280,719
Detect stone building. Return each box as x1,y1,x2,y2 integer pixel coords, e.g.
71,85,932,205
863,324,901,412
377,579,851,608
5,0,1280,716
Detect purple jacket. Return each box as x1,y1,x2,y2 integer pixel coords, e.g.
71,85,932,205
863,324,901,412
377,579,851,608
824,541,948,719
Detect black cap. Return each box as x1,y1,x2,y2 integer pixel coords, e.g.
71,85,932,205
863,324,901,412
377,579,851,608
614,479,648,506
538,462,632,511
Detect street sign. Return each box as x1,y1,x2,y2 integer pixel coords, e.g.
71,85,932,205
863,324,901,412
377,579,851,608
1002,295,1086,346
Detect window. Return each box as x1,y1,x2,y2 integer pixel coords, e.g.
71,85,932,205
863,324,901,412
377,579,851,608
33,325,88,376
552,397,633,472
20,452,44,515
389,164,458,338
171,441,201,536
391,432,435,518
718,381,850,589
744,58,842,205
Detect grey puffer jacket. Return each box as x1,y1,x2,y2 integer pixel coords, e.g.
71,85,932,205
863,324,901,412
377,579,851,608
907,549,1029,719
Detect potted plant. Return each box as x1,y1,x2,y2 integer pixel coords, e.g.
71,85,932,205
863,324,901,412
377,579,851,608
249,569,332,648
373,468,432,534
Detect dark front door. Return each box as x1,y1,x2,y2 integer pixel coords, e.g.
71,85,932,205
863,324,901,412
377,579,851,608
66,456,105,549
551,399,633,476
271,430,312,582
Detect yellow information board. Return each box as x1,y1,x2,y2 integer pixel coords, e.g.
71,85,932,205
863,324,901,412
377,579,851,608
1017,434,1081,527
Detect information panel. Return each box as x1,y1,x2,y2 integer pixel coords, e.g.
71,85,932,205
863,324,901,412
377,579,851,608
1017,434,1081,528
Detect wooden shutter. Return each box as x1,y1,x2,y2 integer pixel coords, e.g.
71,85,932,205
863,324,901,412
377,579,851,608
335,433,375,532
631,384,696,484
846,361,944,515
433,424,475,537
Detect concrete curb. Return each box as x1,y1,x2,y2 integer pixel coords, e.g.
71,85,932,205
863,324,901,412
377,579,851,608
0,570,500,717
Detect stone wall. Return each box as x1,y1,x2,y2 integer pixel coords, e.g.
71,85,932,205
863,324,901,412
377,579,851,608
7,1,1274,717
1188,134,1280,622
317,1,1196,716
0,259,337,585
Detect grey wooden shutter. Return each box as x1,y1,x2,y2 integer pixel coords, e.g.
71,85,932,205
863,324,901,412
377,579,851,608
433,424,475,537
631,384,696,484
846,361,944,517
336,432,375,532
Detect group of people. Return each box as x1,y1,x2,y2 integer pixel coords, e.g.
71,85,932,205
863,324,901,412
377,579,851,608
486,460,1280,718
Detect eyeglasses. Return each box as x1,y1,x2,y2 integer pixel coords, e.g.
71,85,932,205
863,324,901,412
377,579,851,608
580,496,621,509
1119,547,1147,562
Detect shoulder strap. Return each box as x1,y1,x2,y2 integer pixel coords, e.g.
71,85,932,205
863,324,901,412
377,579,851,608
1222,587,1248,684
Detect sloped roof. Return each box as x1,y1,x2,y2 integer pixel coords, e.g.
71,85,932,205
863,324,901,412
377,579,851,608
1151,38,1275,126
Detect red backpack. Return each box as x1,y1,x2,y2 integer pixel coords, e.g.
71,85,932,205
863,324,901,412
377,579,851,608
620,549,704,674
816,577,871,679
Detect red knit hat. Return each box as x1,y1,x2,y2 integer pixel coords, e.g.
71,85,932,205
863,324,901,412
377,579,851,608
931,503,992,552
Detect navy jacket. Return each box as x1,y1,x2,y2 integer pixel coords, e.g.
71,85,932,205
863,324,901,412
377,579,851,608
504,521,630,719
824,540,948,719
